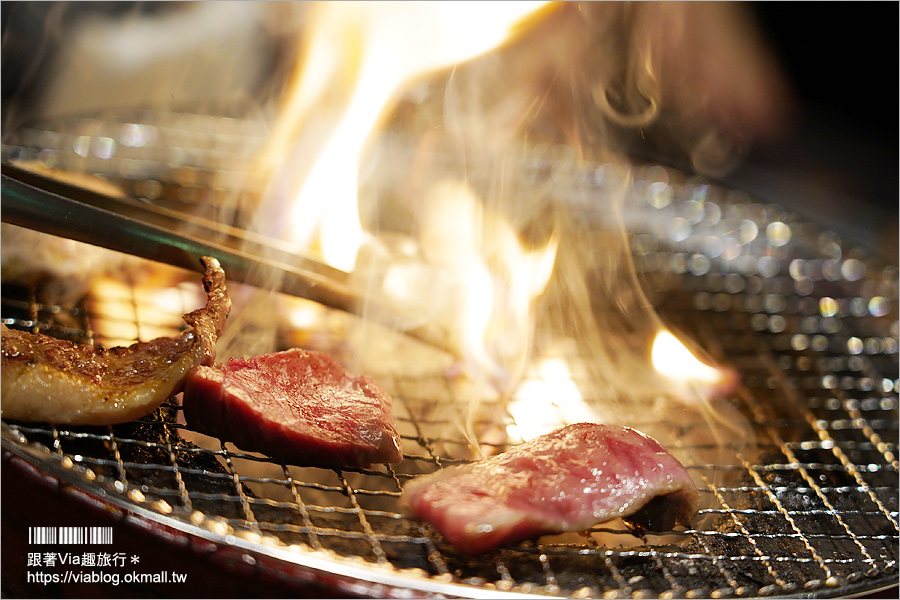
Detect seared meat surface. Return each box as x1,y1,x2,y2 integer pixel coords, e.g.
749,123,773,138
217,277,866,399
1,257,230,425
403,423,700,554
182,348,403,468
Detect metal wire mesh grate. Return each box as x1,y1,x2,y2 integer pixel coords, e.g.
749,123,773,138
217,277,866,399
2,160,898,598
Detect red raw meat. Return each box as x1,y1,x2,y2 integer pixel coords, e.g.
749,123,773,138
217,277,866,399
402,423,700,554
182,349,402,468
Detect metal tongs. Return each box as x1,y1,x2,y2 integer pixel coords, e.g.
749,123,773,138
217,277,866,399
1,162,448,349
1,162,359,304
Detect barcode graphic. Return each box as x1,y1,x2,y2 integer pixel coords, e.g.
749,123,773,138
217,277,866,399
28,527,113,545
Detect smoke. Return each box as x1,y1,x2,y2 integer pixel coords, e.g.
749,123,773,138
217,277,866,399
0,2,779,472
343,1,774,465
1,2,291,134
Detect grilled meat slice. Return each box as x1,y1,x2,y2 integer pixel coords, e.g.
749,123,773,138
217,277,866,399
182,348,403,469
403,422,700,554
1,257,230,425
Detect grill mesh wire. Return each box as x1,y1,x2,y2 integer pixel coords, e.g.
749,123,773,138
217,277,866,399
2,118,899,598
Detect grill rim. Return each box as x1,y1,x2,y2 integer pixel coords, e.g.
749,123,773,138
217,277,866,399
1,438,563,599
4,430,898,600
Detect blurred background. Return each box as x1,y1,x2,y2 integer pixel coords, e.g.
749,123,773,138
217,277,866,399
734,2,897,262
2,2,895,265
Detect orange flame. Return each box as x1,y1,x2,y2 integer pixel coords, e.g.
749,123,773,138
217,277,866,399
506,356,598,442
259,1,555,271
419,180,558,381
651,330,738,400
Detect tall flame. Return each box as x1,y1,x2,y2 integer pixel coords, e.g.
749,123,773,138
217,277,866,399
419,180,558,383
259,1,555,271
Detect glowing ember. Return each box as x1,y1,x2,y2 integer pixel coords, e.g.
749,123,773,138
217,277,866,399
258,1,555,271
284,297,323,331
506,355,602,442
88,276,202,347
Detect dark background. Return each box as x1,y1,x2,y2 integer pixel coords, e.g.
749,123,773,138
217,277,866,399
736,2,898,261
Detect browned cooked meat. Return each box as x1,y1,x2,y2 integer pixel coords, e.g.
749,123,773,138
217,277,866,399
1,256,230,425
182,348,403,468
403,423,700,554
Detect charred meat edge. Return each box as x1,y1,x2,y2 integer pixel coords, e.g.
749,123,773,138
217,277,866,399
1,257,230,425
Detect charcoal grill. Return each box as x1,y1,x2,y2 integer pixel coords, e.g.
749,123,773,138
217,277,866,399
1,111,898,598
